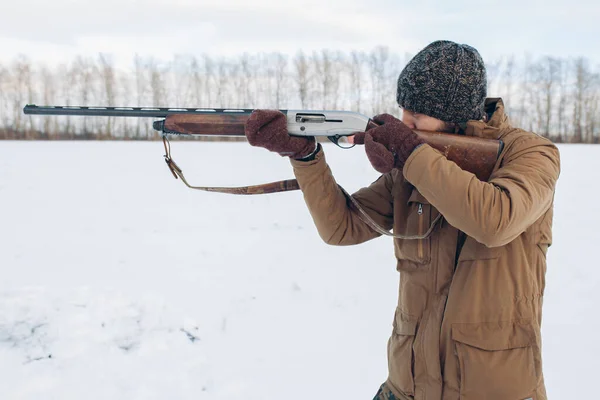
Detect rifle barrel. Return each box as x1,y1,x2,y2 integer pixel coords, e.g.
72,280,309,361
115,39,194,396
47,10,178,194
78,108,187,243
23,105,261,118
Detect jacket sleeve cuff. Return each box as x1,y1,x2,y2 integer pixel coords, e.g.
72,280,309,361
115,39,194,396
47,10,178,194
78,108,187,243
290,144,325,168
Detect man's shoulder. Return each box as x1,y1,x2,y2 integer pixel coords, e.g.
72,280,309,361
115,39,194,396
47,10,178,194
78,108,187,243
496,127,560,171
498,126,559,154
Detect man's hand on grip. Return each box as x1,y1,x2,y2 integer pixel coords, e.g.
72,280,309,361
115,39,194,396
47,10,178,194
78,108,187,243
353,113,426,174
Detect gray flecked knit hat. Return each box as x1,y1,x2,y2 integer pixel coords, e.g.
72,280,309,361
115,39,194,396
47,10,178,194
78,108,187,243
396,40,487,123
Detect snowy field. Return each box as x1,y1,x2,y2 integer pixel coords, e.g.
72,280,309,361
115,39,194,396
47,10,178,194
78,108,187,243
0,140,597,399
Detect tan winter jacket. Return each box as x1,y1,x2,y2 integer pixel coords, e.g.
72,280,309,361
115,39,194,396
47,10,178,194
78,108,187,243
290,99,560,400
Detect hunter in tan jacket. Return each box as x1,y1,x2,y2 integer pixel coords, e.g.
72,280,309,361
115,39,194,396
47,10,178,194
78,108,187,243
244,40,560,400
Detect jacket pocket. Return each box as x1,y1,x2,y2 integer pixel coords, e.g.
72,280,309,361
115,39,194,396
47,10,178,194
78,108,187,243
387,309,418,397
452,321,539,400
394,199,433,270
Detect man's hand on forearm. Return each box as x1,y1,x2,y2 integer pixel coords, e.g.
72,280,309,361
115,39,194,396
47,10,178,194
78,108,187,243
244,109,317,159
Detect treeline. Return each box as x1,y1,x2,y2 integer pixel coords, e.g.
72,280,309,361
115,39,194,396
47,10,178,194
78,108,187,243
0,48,598,142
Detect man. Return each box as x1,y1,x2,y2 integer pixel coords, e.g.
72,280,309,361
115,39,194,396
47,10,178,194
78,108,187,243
244,40,560,400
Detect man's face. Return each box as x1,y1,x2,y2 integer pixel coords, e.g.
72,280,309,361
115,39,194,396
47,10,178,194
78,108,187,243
401,109,451,132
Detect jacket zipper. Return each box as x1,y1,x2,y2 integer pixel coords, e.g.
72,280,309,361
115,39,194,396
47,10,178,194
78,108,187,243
417,203,424,258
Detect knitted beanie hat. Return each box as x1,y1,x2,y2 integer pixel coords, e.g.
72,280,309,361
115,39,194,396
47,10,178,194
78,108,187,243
396,40,487,123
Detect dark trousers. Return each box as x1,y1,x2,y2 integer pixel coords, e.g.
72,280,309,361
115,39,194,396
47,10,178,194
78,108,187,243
373,383,398,400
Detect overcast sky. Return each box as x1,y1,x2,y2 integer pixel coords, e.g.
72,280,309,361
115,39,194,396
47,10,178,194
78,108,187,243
1,0,598,68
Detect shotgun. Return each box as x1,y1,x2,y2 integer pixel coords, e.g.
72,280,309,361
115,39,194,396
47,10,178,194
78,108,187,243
23,105,503,192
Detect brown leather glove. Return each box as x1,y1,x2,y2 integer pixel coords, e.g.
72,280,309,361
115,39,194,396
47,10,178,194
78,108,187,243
353,113,425,173
244,109,317,159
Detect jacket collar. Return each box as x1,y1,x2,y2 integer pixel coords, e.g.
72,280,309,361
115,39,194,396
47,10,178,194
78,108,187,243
463,98,511,140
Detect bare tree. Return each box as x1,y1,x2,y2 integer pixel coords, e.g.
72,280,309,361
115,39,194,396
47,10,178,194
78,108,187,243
149,57,166,139
118,69,133,139
133,54,146,138
585,83,599,142
272,53,288,108
99,53,116,138
368,46,390,116
486,57,503,97
500,56,515,116
40,66,58,139
10,56,36,138
238,53,254,107
54,63,77,139
149,60,165,107
293,51,311,109
516,54,534,132
189,56,204,107
313,50,335,109
572,57,588,142
349,51,366,112
554,58,570,142
71,56,97,137
0,62,9,139
203,54,216,106
214,57,230,108
168,54,194,107
581,66,600,143
530,56,560,138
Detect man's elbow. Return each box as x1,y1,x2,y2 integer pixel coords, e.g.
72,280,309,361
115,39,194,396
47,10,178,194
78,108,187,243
317,224,372,246
319,231,359,246
320,231,344,246
476,233,512,248
474,226,521,248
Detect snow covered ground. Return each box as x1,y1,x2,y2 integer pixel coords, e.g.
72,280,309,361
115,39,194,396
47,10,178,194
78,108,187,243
0,140,597,399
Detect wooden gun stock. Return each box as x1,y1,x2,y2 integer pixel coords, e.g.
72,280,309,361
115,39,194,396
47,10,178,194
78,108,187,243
414,130,501,181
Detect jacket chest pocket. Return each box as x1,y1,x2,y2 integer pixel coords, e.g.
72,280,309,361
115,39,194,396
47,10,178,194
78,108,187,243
452,321,539,400
393,191,438,270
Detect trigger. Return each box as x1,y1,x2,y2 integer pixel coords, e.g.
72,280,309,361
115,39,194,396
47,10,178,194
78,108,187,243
327,135,355,149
